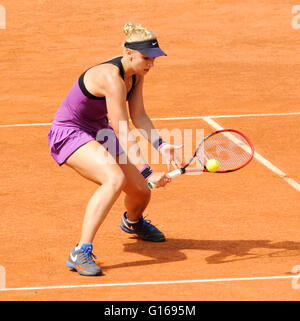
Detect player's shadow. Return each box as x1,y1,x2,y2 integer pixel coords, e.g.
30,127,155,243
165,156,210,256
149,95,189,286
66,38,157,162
102,238,300,270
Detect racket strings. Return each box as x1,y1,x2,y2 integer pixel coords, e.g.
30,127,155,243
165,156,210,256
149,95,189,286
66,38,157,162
197,131,253,171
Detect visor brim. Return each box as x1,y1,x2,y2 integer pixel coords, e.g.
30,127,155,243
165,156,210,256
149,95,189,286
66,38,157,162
139,47,167,58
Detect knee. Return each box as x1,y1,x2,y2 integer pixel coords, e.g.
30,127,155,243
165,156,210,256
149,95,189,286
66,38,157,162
106,171,126,193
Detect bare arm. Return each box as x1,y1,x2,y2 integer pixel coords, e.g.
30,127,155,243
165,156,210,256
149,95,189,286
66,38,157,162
128,75,183,168
91,66,171,187
100,69,147,170
128,75,161,144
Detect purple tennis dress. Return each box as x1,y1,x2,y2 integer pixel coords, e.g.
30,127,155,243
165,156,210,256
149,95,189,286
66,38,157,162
48,57,136,165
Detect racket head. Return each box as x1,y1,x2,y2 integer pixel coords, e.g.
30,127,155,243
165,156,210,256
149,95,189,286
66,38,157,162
194,129,254,173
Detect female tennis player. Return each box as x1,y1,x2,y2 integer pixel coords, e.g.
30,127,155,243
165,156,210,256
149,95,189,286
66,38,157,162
48,23,182,276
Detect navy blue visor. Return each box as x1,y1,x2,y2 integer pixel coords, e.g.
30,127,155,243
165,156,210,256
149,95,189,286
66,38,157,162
124,39,167,57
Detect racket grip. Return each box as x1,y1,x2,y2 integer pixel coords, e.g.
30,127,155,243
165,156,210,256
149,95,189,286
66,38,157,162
147,168,184,190
147,181,156,189
167,168,184,178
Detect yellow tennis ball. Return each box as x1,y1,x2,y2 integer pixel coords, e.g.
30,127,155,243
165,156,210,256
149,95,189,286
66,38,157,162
206,158,219,172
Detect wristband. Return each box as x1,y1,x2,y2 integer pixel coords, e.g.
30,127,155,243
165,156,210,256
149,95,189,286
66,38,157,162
152,137,167,151
140,165,153,180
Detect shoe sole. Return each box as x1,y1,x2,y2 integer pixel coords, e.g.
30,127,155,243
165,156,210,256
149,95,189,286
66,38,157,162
66,261,102,276
120,225,166,242
120,225,135,234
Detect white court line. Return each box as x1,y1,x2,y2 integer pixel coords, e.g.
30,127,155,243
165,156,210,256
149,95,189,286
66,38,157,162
203,117,300,192
0,122,52,128
0,112,299,128
0,275,297,292
151,112,300,121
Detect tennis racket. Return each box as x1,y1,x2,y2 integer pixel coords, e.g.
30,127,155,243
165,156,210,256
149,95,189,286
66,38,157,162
148,129,255,189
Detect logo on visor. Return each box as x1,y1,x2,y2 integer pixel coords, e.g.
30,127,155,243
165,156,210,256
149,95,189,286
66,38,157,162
152,42,158,46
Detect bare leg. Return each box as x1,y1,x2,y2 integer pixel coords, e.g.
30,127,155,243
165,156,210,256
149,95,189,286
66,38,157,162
66,140,126,246
118,156,165,242
117,156,151,222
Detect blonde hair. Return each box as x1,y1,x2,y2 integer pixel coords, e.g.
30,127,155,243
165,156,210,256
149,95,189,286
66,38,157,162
123,22,157,42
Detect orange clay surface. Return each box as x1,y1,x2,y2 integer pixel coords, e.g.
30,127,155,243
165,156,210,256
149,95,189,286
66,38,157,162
0,0,300,301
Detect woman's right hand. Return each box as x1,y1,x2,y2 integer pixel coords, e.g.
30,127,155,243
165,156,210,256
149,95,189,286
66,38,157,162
147,171,171,188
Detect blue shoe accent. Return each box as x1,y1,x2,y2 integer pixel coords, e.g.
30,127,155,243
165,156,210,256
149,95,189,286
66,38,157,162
80,243,97,263
66,261,75,269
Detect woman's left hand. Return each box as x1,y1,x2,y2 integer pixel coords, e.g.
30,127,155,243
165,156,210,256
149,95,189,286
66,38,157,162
159,144,183,170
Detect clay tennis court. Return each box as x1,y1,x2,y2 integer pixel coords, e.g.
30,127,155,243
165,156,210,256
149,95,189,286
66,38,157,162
0,0,300,301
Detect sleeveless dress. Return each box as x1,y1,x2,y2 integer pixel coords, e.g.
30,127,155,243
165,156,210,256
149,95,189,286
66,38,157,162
48,56,136,165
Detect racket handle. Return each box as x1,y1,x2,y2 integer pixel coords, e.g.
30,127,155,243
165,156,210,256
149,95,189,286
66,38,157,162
167,168,184,178
147,168,184,189
147,181,156,189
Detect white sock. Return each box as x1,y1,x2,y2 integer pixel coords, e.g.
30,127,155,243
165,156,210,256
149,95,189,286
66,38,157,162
125,213,139,225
